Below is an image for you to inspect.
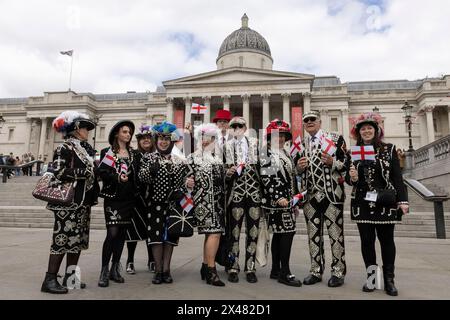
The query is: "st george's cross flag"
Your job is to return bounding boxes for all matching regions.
[180,193,194,213]
[321,136,337,156]
[119,162,128,175]
[236,162,245,176]
[291,191,307,207]
[191,103,207,114]
[60,50,73,56]
[290,135,304,158]
[100,148,116,168]
[351,145,376,161]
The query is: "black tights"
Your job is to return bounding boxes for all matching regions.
[126,241,154,264]
[271,233,295,276]
[47,252,82,275]
[357,223,396,268]
[151,243,174,273]
[101,226,126,267]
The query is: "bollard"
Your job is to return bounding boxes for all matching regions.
[434,201,446,239]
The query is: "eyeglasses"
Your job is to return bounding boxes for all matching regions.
[303,117,317,123]
[231,124,244,129]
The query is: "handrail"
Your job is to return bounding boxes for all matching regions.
[0,160,44,183]
[404,178,448,239]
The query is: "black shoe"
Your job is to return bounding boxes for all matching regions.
[328,275,345,288]
[152,272,163,284]
[62,273,86,289]
[383,265,398,296]
[278,274,302,287]
[362,283,375,292]
[270,270,280,280]
[228,272,239,283]
[162,271,173,284]
[41,272,68,294]
[200,263,208,281]
[98,266,110,287]
[303,274,322,285]
[246,272,258,283]
[109,262,125,283]
[206,266,225,287]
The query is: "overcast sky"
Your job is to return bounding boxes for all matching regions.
[1,0,449,98]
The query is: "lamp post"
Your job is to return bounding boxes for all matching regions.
[92,114,102,150]
[401,101,414,152]
[0,114,5,134]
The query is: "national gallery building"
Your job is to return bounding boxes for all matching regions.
[1,14,449,161]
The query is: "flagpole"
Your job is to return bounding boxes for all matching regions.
[68,53,74,91]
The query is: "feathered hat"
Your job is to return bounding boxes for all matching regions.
[135,124,153,139]
[52,111,95,134]
[350,112,384,140]
[194,123,219,141]
[153,121,178,141]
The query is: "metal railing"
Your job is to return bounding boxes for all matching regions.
[0,160,44,183]
[404,178,448,239]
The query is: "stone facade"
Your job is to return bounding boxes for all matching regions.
[1,15,450,161]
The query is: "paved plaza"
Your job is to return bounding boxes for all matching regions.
[1,227,449,300]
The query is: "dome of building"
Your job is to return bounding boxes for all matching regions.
[216,14,273,70]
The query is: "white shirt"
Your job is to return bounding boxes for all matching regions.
[234,136,248,163]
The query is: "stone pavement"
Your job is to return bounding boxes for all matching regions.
[1,227,450,300]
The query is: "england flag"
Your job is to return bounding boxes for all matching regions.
[321,136,337,156]
[180,193,194,213]
[291,191,307,207]
[100,148,115,168]
[191,103,207,114]
[351,145,376,161]
[290,135,304,158]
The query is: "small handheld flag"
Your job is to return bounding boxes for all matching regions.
[100,148,115,168]
[180,193,194,213]
[291,191,307,207]
[236,162,245,176]
[351,145,376,161]
[290,136,304,158]
[321,136,337,156]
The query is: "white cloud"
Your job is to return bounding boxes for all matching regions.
[0,0,449,97]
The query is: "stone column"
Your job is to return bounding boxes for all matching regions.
[321,109,329,131]
[222,95,230,111]
[242,94,250,125]
[38,117,47,160]
[303,92,311,114]
[447,106,450,135]
[203,96,211,123]
[24,118,33,153]
[184,96,191,125]
[262,93,270,127]
[424,105,435,143]
[282,93,291,124]
[166,97,174,123]
[341,108,350,142]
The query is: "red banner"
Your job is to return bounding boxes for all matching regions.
[174,109,184,129]
[291,106,303,140]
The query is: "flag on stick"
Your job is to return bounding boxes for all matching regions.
[321,136,337,156]
[291,191,307,207]
[351,145,376,161]
[180,193,194,213]
[100,148,115,168]
[191,103,207,114]
[290,135,304,158]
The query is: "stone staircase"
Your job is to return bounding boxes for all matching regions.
[0,176,449,238]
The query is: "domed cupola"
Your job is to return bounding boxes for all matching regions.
[216,14,273,70]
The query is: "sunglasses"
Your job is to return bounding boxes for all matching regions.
[231,124,245,129]
[304,117,317,123]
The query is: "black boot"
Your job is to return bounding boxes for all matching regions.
[41,272,68,294]
[383,265,398,296]
[206,267,225,287]
[63,272,86,289]
[110,262,125,283]
[200,263,208,281]
[98,266,110,287]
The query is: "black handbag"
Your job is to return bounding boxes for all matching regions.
[166,208,194,238]
[376,189,397,206]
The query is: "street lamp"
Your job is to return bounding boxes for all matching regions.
[0,114,5,133]
[401,101,414,151]
[92,114,102,150]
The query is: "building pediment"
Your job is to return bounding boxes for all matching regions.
[163,67,314,88]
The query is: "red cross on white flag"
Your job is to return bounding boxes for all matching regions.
[119,163,128,175]
[191,103,207,114]
[290,136,304,158]
[291,191,307,207]
[180,193,194,213]
[321,136,337,156]
[236,162,245,176]
[100,148,116,168]
[351,145,376,161]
